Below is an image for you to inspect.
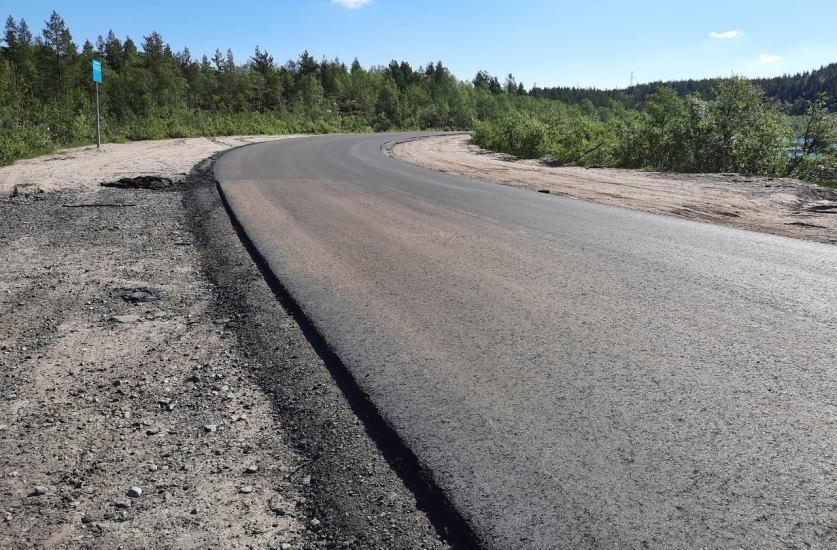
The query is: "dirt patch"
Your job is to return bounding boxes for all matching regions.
[0,135,301,198]
[391,134,837,245]
[0,184,306,549]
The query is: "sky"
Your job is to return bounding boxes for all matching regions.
[5,0,837,90]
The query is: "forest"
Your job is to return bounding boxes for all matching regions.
[1,11,836,183]
[0,11,528,165]
[531,62,837,114]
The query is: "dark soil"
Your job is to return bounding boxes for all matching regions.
[101,177,173,190]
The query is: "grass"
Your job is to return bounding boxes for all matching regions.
[813,180,837,190]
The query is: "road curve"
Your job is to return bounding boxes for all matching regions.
[215,133,837,549]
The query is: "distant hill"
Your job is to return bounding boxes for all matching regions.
[530,62,837,114]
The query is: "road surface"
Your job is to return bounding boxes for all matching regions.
[215,132,837,549]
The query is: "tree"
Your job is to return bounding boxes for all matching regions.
[2,17,35,93]
[3,16,18,53]
[474,70,502,94]
[140,31,185,111]
[41,11,76,96]
[786,93,837,178]
[704,76,787,174]
[297,50,318,77]
[96,30,124,71]
[175,47,200,109]
[249,46,284,112]
[637,87,690,170]
[504,73,517,94]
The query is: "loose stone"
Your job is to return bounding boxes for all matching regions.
[113,315,141,324]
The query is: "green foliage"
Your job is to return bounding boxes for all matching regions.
[698,77,788,174]
[0,10,834,187]
[0,12,488,166]
[473,111,547,158]
[793,156,837,184]
[543,107,622,166]
[474,100,627,166]
[613,78,788,174]
[786,93,837,180]
[476,78,797,178]
[531,62,837,115]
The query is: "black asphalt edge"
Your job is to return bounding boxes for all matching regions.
[183,148,485,550]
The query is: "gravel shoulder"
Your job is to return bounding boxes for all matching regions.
[391,134,837,245]
[0,139,457,549]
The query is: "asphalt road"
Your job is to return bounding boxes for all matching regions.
[215,132,837,549]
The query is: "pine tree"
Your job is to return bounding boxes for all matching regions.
[41,11,75,96]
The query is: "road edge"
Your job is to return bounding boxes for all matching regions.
[186,146,484,549]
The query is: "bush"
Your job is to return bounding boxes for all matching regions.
[793,156,837,183]
[472,111,547,158]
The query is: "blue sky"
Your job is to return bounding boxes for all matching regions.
[6,0,837,89]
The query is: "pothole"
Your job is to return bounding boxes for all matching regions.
[101,176,173,190]
[110,287,161,303]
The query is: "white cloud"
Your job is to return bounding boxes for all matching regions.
[709,30,741,39]
[759,54,781,63]
[332,0,373,8]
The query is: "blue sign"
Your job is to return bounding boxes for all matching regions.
[92,59,102,84]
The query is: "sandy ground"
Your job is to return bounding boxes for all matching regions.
[0,139,455,550]
[0,136,300,198]
[0,183,310,549]
[392,134,837,245]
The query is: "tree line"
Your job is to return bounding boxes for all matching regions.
[1,11,836,184]
[531,63,837,115]
[1,11,542,165]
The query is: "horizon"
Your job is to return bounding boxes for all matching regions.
[6,1,837,90]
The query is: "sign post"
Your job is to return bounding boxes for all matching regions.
[92,59,102,149]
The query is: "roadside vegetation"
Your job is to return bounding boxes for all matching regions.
[2,11,836,184]
[473,80,837,183]
[1,12,484,165]
[531,62,837,114]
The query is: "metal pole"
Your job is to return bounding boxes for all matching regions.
[95,83,101,149]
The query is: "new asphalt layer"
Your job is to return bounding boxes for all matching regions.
[215,132,837,549]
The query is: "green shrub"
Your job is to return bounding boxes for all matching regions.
[473,111,547,158]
